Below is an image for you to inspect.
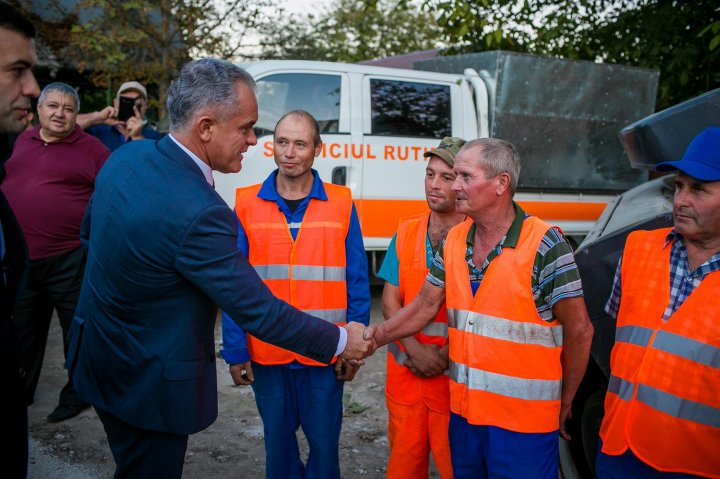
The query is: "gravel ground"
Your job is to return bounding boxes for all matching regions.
[26,287,441,478]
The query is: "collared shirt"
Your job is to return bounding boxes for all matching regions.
[427,202,583,321]
[605,229,720,320]
[168,133,214,186]
[1,124,109,260]
[221,169,370,364]
[86,123,162,152]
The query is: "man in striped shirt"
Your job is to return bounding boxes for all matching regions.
[369,138,594,478]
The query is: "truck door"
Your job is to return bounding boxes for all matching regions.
[213,70,352,207]
[358,75,457,250]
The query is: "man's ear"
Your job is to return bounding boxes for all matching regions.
[314,142,322,158]
[496,172,511,196]
[197,116,214,142]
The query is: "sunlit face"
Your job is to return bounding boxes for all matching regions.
[273,114,321,180]
[425,156,457,213]
[37,91,78,140]
[0,27,39,134]
[451,149,503,216]
[673,172,720,243]
[204,83,258,174]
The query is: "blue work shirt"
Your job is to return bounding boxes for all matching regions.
[221,169,370,366]
[86,124,163,152]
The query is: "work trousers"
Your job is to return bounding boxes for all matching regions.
[96,407,189,479]
[251,362,344,479]
[449,413,558,479]
[386,396,452,479]
[12,247,87,406]
[596,441,704,479]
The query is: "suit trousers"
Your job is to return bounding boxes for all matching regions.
[96,407,189,479]
[12,246,87,406]
[251,362,344,479]
[0,355,28,478]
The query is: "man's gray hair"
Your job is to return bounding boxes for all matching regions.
[167,58,255,131]
[38,82,80,111]
[460,138,521,194]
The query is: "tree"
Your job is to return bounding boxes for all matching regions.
[426,0,719,109]
[259,0,444,62]
[21,0,276,117]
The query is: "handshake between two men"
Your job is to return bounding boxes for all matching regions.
[339,322,381,362]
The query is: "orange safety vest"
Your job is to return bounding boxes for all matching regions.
[599,228,720,478]
[234,182,352,366]
[444,217,563,433]
[386,211,450,411]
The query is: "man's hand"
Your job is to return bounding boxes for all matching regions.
[340,322,376,361]
[125,106,144,140]
[228,361,254,386]
[403,342,448,378]
[559,401,572,440]
[77,106,121,130]
[334,357,360,382]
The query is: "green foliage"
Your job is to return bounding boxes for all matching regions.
[427,0,719,110]
[32,0,274,117]
[258,0,444,62]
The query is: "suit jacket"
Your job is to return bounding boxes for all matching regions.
[67,136,340,435]
[0,189,28,385]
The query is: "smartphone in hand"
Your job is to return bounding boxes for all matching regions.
[118,96,138,122]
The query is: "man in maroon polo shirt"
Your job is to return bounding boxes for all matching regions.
[2,81,109,422]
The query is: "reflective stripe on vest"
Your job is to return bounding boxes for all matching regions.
[599,228,720,478]
[253,264,347,282]
[447,309,563,347]
[235,182,351,366]
[449,362,561,401]
[615,325,654,347]
[444,216,563,433]
[385,211,451,409]
[302,308,346,323]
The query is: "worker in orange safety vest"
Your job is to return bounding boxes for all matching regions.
[220,110,371,479]
[597,127,720,479]
[378,137,467,479]
[366,138,594,478]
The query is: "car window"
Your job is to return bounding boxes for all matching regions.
[370,79,451,138]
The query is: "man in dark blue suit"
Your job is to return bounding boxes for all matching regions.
[66,58,374,478]
[0,4,41,478]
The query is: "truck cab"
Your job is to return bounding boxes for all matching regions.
[214,53,658,275]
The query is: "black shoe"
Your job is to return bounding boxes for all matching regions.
[46,403,90,423]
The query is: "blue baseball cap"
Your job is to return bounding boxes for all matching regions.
[656,127,720,181]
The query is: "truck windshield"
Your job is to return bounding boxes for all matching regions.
[254,73,341,137]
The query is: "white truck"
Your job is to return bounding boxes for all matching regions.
[214,51,658,271]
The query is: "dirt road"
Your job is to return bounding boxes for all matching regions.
[27,287,440,478]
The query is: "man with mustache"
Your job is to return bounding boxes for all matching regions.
[596,127,720,479]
